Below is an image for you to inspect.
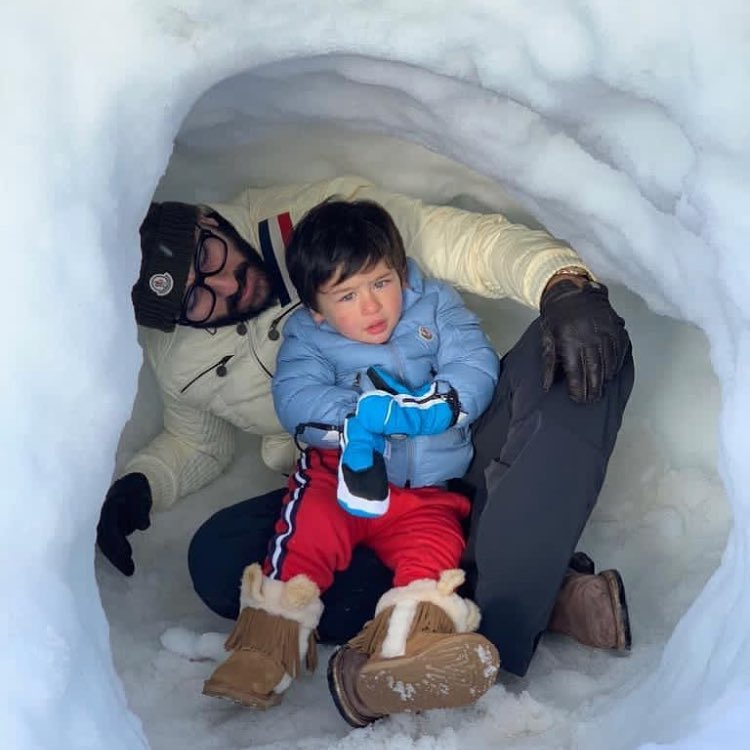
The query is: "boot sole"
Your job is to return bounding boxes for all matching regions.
[327,647,381,728]
[355,634,500,716]
[601,569,632,652]
[202,679,282,710]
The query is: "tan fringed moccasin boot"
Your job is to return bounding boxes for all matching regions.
[328,569,499,727]
[203,563,323,709]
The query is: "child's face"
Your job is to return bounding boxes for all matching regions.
[312,259,403,344]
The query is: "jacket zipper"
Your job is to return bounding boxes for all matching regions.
[389,342,414,486]
[268,302,302,341]
[250,301,303,379]
[180,355,234,393]
[180,302,301,392]
[250,344,273,379]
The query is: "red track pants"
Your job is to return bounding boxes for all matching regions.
[263,449,471,592]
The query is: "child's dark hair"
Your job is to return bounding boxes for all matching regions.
[286,200,407,311]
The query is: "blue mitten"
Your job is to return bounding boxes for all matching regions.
[338,414,390,518]
[355,366,460,437]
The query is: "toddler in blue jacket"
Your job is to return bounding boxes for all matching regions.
[203,199,501,727]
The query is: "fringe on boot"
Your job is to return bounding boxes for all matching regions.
[224,605,317,678]
[349,602,455,656]
[232,562,323,674]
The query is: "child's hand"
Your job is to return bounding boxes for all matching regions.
[338,414,390,518]
[356,367,460,437]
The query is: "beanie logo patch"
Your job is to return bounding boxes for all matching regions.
[149,272,174,297]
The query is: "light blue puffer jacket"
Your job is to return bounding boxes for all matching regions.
[272,260,500,488]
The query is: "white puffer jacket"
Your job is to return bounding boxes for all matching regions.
[123,175,587,511]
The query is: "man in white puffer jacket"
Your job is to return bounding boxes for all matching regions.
[97,174,634,678]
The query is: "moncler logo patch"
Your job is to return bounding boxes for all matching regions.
[149,272,174,297]
[418,325,434,341]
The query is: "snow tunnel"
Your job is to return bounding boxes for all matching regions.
[6,3,750,749]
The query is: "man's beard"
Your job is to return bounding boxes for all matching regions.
[227,260,274,318]
[189,254,278,330]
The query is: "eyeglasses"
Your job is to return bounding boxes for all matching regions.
[180,227,228,324]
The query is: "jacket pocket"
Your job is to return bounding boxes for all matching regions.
[180,355,234,393]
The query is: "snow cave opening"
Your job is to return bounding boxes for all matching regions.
[101,54,732,750]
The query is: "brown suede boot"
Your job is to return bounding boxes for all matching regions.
[327,645,380,727]
[328,569,500,727]
[203,563,323,708]
[548,569,631,651]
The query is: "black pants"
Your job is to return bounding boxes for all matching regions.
[188,319,634,675]
[461,319,634,674]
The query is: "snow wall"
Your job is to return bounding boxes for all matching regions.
[4,2,750,749]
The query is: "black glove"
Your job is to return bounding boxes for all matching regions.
[96,473,152,576]
[540,279,630,403]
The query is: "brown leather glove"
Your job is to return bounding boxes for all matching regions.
[540,278,630,403]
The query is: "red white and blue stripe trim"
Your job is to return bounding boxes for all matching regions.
[266,450,310,580]
[258,212,295,307]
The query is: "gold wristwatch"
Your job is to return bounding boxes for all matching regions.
[551,266,592,281]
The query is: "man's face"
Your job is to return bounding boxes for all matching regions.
[182,217,273,327]
[311,259,403,344]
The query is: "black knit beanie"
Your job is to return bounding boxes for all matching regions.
[131,201,197,331]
